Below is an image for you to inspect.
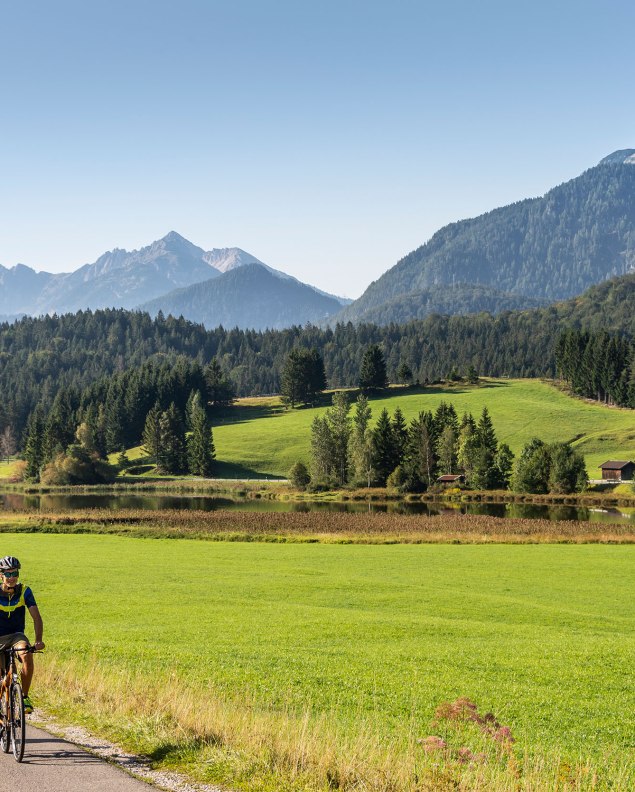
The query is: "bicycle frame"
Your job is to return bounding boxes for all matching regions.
[0,645,38,763]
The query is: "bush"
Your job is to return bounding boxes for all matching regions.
[288,461,311,490]
[386,465,408,492]
[8,461,27,483]
[41,445,117,486]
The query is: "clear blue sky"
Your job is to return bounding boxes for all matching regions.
[2,0,634,297]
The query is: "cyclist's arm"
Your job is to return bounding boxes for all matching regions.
[27,605,45,650]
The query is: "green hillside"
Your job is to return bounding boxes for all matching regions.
[119,379,635,479]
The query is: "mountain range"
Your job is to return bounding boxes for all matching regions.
[334,149,635,324]
[0,232,349,329]
[1,149,634,329]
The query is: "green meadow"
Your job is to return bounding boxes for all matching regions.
[212,379,635,479]
[15,533,635,790]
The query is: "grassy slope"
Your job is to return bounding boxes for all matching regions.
[19,534,634,790]
[213,380,635,478]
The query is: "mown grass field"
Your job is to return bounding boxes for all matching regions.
[15,533,634,790]
[115,379,635,480]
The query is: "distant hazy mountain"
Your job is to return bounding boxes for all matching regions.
[0,263,56,315]
[139,262,344,330]
[0,232,348,324]
[335,149,635,325]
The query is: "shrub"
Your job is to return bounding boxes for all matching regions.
[288,461,311,490]
[8,460,27,483]
[386,465,408,491]
[41,445,117,486]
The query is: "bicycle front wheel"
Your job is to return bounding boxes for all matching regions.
[0,690,10,754]
[10,682,25,762]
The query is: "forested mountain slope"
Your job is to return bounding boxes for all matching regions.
[139,263,344,329]
[2,272,635,442]
[335,150,635,324]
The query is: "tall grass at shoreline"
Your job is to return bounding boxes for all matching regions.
[2,507,634,543]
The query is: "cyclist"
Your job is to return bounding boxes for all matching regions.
[0,556,45,714]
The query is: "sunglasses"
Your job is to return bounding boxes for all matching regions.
[1,570,19,578]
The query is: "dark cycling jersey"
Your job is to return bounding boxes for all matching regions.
[0,584,37,635]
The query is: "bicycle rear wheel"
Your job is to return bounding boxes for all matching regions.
[0,691,10,753]
[10,682,25,762]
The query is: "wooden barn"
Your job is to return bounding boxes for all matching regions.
[437,474,465,485]
[599,461,635,481]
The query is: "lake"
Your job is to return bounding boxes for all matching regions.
[1,491,634,524]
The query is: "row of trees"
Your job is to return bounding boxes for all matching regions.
[302,394,588,494]
[280,344,391,408]
[22,388,216,482]
[306,396,513,491]
[141,392,215,476]
[556,329,635,407]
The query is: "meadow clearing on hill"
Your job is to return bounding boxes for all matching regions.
[186,379,635,479]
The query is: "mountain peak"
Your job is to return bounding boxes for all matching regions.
[161,230,188,242]
[598,149,635,166]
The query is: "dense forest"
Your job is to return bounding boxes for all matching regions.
[2,272,635,452]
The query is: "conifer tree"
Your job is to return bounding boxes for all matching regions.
[23,408,45,481]
[359,345,388,392]
[392,407,408,467]
[159,403,187,474]
[142,402,163,468]
[187,392,215,477]
[372,408,399,485]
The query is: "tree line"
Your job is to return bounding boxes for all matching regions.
[297,395,587,495]
[23,389,216,484]
[556,328,635,407]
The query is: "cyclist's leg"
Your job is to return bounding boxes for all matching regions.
[8,635,31,695]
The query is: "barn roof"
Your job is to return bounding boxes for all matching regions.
[599,460,634,470]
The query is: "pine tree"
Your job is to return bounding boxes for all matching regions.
[23,409,45,481]
[204,358,235,407]
[392,407,408,467]
[473,407,498,489]
[159,403,187,474]
[187,392,215,477]
[372,408,399,485]
[457,419,480,487]
[142,402,163,468]
[359,345,388,392]
[104,380,126,453]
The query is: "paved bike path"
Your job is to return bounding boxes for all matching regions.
[0,724,158,791]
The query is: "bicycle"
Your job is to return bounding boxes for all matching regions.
[0,645,40,763]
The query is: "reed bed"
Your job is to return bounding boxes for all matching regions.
[2,507,634,543]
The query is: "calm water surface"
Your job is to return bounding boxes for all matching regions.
[1,491,634,524]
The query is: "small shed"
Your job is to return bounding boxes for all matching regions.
[599,461,635,481]
[437,474,465,485]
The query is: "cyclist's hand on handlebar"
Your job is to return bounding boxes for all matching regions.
[33,641,45,651]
